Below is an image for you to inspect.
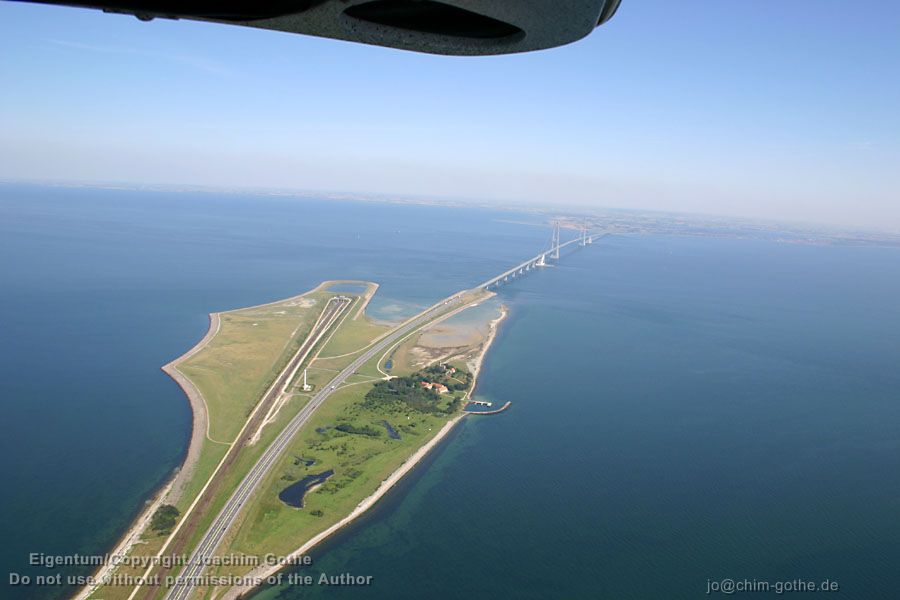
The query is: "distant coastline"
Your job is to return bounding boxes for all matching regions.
[5,180,898,245]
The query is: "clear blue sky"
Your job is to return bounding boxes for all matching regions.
[1,1,898,230]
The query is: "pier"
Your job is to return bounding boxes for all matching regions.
[465,401,512,416]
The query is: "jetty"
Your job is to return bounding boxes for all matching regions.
[465,401,512,416]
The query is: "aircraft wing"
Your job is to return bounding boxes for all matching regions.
[15,0,622,55]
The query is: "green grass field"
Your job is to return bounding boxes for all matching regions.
[214,381,453,577]
[177,290,333,442]
[318,304,391,358]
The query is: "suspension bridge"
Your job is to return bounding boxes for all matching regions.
[479,221,605,290]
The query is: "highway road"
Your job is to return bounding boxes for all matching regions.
[164,292,465,600]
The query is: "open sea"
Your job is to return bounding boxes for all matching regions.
[1,184,899,599]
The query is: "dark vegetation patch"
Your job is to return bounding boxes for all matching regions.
[335,423,382,437]
[364,364,471,415]
[380,420,401,439]
[150,504,180,535]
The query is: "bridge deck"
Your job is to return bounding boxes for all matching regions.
[478,231,604,289]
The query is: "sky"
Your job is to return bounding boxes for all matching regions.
[1,1,898,230]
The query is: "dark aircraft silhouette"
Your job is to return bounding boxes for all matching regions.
[14,0,621,55]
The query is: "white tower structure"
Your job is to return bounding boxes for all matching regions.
[302,368,312,391]
[551,220,561,260]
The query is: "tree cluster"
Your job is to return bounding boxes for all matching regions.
[150,504,180,534]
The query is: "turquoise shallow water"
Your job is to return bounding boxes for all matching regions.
[2,184,899,599]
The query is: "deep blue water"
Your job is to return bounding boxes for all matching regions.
[279,471,335,509]
[379,421,401,440]
[254,232,900,599]
[2,184,900,599]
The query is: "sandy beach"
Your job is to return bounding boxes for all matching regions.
[469,303,509,379]
[161,312,222,504]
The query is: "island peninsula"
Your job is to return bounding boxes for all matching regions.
[79,280,507,600]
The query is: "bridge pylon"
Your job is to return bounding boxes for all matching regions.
[551,220,560,260]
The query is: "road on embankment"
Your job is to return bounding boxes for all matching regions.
[163,293,467,600]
